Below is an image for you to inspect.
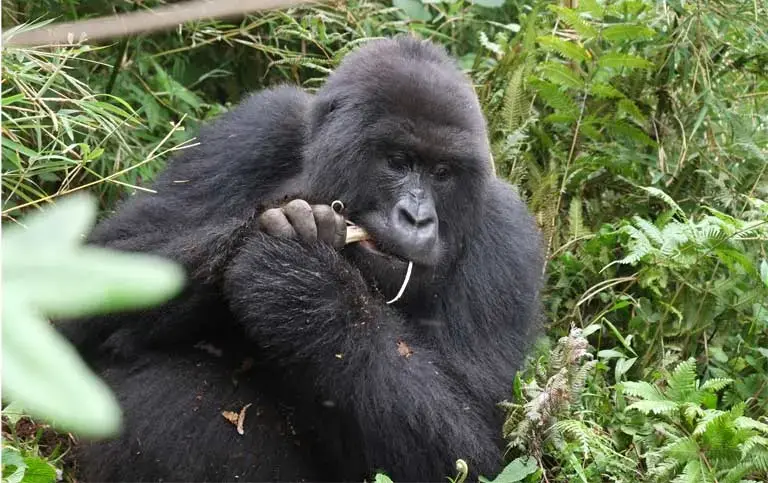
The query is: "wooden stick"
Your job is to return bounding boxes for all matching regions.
[345,225,370,244]
[4,0,319,47]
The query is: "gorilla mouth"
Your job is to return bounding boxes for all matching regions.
[346,224,409,263]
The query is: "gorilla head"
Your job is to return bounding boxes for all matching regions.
[303,37,494,298]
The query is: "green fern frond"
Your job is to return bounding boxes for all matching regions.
[618,98,647,124]
[589,82,626,99]
[597,53,654,70]
[639,186,684,215]
[548,5,598,39]
[662,436,701,462]
[667,358,698,402]
[626,399,679,415]
[539,61,584,89]
[530,79,579,114]
[699,378,734,392]
[693,410,727,436]
[577,0,604,18]
[602,24,656,42]
[609,120,656,146]
[537,35,590,63]
[500,65,527,132]
[752,449,768,471]
[741,435,768,457]
[735,417,768,434]
[615,225,653,265]
[672,459,713,483]
[568,197,587,239]
[633,216,664,246]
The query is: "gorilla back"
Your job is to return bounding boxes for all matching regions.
[62,36,544,482]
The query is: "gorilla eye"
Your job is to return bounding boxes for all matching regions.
[432,164,452,180]
[387,154,409,172]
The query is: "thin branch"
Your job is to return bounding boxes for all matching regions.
[3,0,321,47]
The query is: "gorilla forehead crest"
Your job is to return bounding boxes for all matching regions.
[320,36,487,134]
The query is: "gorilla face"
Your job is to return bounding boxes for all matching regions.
[303,38,493,295]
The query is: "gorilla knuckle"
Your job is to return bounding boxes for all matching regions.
[284,199,312,214]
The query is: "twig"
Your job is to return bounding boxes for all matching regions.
[4,0,322,47]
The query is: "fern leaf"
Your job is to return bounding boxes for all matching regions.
[735,416,768,434]
[548,5,598,38]
[609,120,656,146]
[597,53,654,70]
[622,380,665,400]
[531,80,579,114]
[602,24,656,42]
[626,399,678,415]
[692,409,727,436]
[537,35,590,62]
[741,435,768,457]
[539,61,584,89]
[500,65,527,132]
[699,377,733,392]
[632,215,664,245]
[639,186,684,214]
[667,358,698,402]
[618,98,647,124]
[589,82,625,99]
[578,0,604,17]
[568,196,587,239]
[662,436,700,462]
[615,225,653,265]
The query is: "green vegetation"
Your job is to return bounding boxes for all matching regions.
[2,0,766,481]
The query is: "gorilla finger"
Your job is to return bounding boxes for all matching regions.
[259,209,297,239]
[311,205,337,246]
[283,199,317,242]
[332,211,347,249]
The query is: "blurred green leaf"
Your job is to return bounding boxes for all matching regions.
[1,194,185,437]
[393,0,432,21]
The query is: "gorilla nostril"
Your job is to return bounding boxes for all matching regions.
[398,206,417,226]
[398,207,434,230]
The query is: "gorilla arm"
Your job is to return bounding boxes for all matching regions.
[223,233,503,481]
[58,86,313,357]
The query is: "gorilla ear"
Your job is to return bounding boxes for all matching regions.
[308,95,340,135]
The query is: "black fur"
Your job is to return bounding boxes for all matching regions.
[61,36,544,482]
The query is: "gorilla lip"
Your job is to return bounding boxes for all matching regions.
[346,224,387,256]
[345,224,405,261]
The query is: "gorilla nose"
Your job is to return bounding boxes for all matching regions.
[391,199,438,259]
[397,203,436,230]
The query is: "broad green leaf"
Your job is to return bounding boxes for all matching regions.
[2,295,124,437]
[1,193,185,437]
[2,448,26,483]
[2,400,26,426]
[479,456,538,483]
[393,0,432,21]
[374,473,394,483]
[760,259,768,288]
[615,357,637,381]
[472,0,505,8]
[19,456,56,483]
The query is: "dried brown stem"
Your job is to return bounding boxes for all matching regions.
[345,225,370,244]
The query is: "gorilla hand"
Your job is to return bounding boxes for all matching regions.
[258,199,347,249]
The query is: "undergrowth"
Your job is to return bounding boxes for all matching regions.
[2,0,767,482]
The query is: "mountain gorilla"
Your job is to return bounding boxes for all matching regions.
[61,36,544,482]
